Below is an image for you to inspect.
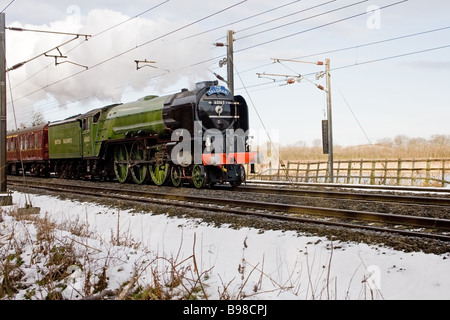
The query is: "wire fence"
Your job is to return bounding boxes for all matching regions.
[247,158,450,187]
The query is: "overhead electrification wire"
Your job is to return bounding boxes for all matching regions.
[88,0,248,70]
[234,61,294,184]
[59,0,170,55]
[7,0,172,118]
[8,0,431,122]
[163,1,334,73]
[237,0,337,36]
[9,0,381,111]
[10,0,248,104]
[239,25,450,75]
[237,0,368,41]
[333,44,450,70]
[235,0,408,53]
[152,0,379,87]
[93,0,169,38]
[244,43,450,93]
[296,26,450,60]
[42,0,433,106]
[1,0,14,13]
[184,0,304,41]
[9,0,170,90]
[208,0,410,75]
[337,85,373,146]
[11,0,345,101]
[152,0,331,70]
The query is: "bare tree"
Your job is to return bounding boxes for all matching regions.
[31,111,46,126]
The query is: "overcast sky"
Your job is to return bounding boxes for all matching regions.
[3,0,450,146]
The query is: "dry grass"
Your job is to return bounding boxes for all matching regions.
[279,134,450,161]
[0,207,299,300]
[0,204,382,300]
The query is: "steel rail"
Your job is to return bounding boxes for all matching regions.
[234,185,450,206]
[8,180,450,242]
[246,179,450,194]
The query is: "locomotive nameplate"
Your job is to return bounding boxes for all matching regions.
[206,86,231,96]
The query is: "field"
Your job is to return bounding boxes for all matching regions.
[2,192,450,301]
[249,135,450,187]
[279,134,450,161]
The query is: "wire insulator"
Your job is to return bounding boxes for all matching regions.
[287,78,296,85]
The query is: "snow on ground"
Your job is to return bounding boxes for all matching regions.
[1,191,449,300]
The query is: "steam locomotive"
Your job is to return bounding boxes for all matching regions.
[6,81,258,188]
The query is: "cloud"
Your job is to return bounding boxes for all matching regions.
[5,0,149,25]
[6,7,213,126]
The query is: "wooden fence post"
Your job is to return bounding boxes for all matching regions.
[306,162,310,183]
[347,160,352,184]
[276,162,280,181]
[252,158,448,188]
[397,159,402,186]
[383,159,388,185]
[285,161,290,181]
[359,159,363,184]
[370,161,376,185]
[316,162,320,183]
[425,159,431,186]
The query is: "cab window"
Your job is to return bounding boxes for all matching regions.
[93,111,101,124]
[82,119,89,131]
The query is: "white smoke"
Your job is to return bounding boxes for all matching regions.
[6,8,214,127]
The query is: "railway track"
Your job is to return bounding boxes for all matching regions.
[246,179,450,194]
[7,176,450,244]
[232,185,450,207]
